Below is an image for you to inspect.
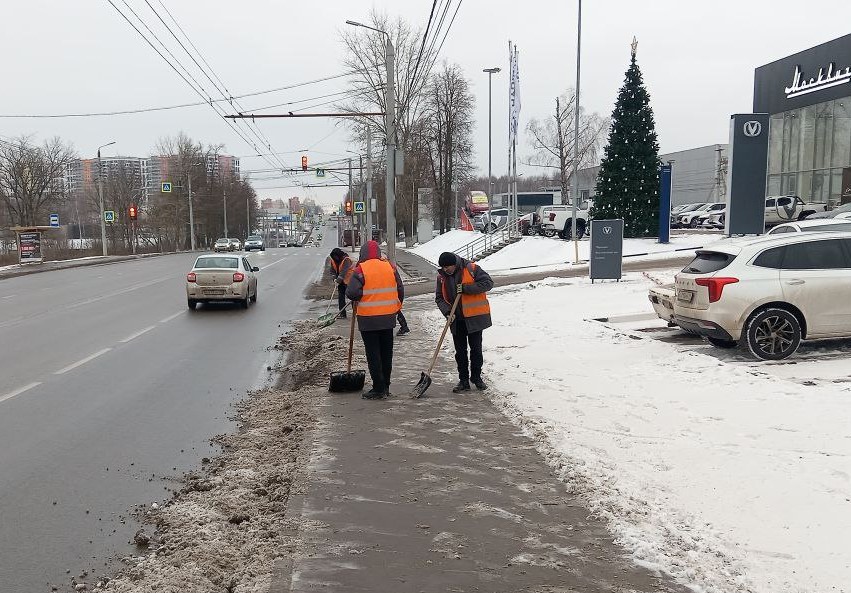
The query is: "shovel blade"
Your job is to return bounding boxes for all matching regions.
[411,372,432,398]
[316,313,338,328]
[329,370,366,393]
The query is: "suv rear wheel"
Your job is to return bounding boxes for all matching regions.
[744,307,801,360]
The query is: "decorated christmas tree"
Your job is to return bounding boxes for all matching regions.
[591,38,660,238]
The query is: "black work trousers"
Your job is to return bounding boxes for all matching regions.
[452,317,483,382]
[337,282,347,313]
[360,328,394,392]
[397,311,409,331]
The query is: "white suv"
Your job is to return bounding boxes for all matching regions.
[674,232,851,360]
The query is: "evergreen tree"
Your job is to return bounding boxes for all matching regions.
[591,40,660,238]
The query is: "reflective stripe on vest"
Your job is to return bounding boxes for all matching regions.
[441,263,490,318]
[358,259,401,316]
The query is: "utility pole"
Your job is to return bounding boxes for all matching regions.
[96,141,115,256]
[483,67,501,209]
[246,196,250,235]
[349,157,355,253]
[384,34,397,263]
[366,128,373,242]
[359,152,365,242]
[570,0,583,264]
[188,172,196,251]
[223,183,228,237]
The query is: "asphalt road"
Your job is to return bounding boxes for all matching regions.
[0,233,333,591]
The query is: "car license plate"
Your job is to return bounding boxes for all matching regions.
[677,289,694,303]
[204,288,226,295]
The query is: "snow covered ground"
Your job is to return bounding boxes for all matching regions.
[405,229,710,273]
[419,272,851,593]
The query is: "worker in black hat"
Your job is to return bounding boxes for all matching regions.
[435,251,493,392]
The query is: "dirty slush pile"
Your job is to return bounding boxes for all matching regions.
[86,321,341,593]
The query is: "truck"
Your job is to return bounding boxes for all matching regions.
[539,200,593,240]
[764,195,827,226]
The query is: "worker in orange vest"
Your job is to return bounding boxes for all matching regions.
[435,252,493,393]
[328,248,354,318]
[346,240,405,399]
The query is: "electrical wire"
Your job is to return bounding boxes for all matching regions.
[421,0,463,80]
[407,0,439,101]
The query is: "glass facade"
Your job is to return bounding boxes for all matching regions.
[767,96,851,207]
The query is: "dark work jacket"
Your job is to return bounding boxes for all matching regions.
[435,254,493,334]
[346,242,405,332]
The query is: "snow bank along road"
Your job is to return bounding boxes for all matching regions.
[0,241,334,592]
[421,272,850,593]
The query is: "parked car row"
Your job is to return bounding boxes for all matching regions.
[650,228,851,360]
[671,196,830,231]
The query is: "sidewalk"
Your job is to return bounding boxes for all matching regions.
[271,299,688,593]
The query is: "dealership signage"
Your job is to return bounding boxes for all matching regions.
[18,231,43,263]
[754,33,851,114]
[784,63,851,99]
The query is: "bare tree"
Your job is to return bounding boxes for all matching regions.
[0,136,76,227]
[525,90,609,201]
[425,62,476,232]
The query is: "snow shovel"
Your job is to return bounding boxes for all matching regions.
[316,283,340,327]
[329,302,366,392]
[412,293,461,398]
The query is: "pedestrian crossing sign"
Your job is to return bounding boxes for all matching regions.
[161,182,172,193]
[104,210,116,223]
[354,201,365,213]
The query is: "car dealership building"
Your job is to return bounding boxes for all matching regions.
[755,33,851,206]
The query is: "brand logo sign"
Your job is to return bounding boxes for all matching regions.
[743,121,762,137]
[785,63,851,99]
[602,226,613,235]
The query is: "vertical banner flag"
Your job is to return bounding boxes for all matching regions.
[508,43,521,145]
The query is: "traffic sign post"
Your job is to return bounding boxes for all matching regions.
[104,210,116,223]
[49,213,60,228]
[161,182,172,193]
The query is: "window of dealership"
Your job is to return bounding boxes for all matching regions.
[767,97,851,204]
[755,33,851,206]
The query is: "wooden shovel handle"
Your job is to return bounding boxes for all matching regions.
[347,302,357,373]
[427,293,461,376]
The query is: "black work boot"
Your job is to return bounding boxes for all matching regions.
[396,326,410,336]
[362,387,386,400]
[452,380,471,393]
[471,377,488,391]
[338,311,347,319]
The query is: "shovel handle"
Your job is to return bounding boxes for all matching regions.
[347,302,357,373]
[427,293,461,376]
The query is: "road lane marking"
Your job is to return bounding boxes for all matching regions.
[54,348,112,375]
[119,325,156,343]
[258,255,292,271]
[0,382,42,405]
[159,311,184,324]
[1,294,15,300]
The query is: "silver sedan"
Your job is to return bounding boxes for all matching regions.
[186,253,258,310]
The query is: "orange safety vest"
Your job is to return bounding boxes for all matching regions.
[330,256,354,284]
[442,263,491,318]
[357,259,402,317]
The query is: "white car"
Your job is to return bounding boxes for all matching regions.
[678,203,725,228]
[766,218,851,235]
[648,284,676,324]
[186,253,259,310]
[700,207,726,229]
[243,235,265,251]
[540,200,592,240]
[674,232,851,360]
[764,195,827,226]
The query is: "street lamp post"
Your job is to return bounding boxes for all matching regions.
[346,19,396,262]
[96,141,116,256]
[187,162,202,251]
[570,0,583,264]
[483,68,501,209]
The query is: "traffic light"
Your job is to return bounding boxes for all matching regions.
[301,155,308,172]
[128,204,138,220]
[345,200,353,214]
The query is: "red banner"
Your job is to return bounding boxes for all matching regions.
[460,209,474,231]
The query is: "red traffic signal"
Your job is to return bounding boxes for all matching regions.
[345,200,353,214]
[128,205,138,220]
[301,155,308,172]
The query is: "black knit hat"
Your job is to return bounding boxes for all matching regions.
[438,252,457,267]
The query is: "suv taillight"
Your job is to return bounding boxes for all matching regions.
[186,272,196,282]
[695,277,738,303]
[233,272,245,282]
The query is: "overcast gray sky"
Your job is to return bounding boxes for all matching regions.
[2,0,849,206]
